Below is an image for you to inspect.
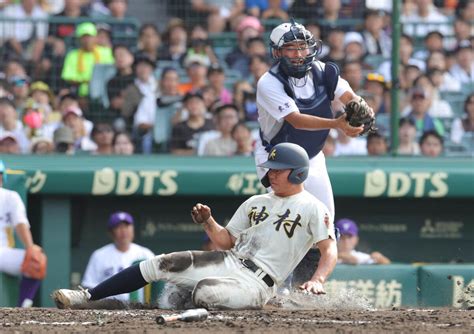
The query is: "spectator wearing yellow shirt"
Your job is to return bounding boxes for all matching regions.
[61,22,114,97]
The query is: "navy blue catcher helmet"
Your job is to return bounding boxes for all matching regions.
[258,143,309,188]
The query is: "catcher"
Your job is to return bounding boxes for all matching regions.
[0,160,47,307]
[52,143,337,309]
[254,20,375,287]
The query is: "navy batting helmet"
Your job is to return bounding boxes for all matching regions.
[270,19,322,79]
[258,143,309,188]
[0,160,6,185]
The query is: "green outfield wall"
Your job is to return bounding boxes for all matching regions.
[1,155,473,307]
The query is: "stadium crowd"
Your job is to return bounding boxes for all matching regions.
[0,0,472,157]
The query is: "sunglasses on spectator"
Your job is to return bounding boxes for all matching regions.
[10,77,29,87]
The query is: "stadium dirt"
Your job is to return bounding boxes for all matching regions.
[1,307,473,333]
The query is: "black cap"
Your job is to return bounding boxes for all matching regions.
[133,55,156,69]
[183,91,204,103]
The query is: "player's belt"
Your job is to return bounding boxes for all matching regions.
[240,258,274,288]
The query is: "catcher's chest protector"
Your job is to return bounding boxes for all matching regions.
[264,63,339,158]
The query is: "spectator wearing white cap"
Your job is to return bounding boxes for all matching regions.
[343,32,366,63]
[0,132,21,154]
[61,106,96,152]
[81,211,154,302]
[401,0,452,38]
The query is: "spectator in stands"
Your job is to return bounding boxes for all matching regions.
[366,132,388,156]
[0,133,21,154]
[29,81,61,129]
[112,131,134,155]
[247,0,289,18]
[170,91,214,155]
[46,0,88,60]
[343,32,366,64]
[413,31,445,61]
[91,122,115,155]
[289,0,322,22]
[406,87,445,138]
[401,0,451,37]
[317,0,346,27]
[61,106,96,152]
[121,55,157,130]
[8,75,30,110]
[320,28,345,69]
[261,0,289,20]
[0,98,30,153]
[157,67,182,108]
[190,0,244,34]
[249,55,270,87]
[360,9,391,59]
[451,93,474,145]
[377,34,423,83]
[200,85,219,112]
[336,218,391,265]
[30,137,54,154]
[81,211,154,303]
[53,126,75,154]
[452,17,472,50]
[419,130,444,157]
[225,16,264,76]
[100,0,136,47]
[411,74,453,118]
[61,22,115,98]
[397,117,421,155]
[2,0,48,64]
[232,80,256,121]
[426,51,462,92]
[2,59,28,83]
[186,25,219,67]
[96,23,113,48]
[179,55,209,94]
[449,40,473,85]
[202,104,239,156]
[333,114,367,157]
[160,19,188,63]
[456,0,474,23]
[57,92,80,114]
[134,23,163,64]
[107,45,135,118]
[364,73,389,115]
[231,122,254,156]
[342,60,363,94]
[207,64,232,105]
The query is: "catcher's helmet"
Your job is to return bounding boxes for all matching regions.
[0,160,6,185]
[270,20,322,79]
[258,143,309,188]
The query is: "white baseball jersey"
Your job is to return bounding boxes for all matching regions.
[255,61,354,218]
[0,188,30,276]
[82,243,154,301]
[226,190,335,286]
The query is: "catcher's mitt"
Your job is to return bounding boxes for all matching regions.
[344,97,377,136]
[21,245,47,280]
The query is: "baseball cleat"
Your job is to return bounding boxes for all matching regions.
[51,287,91,309]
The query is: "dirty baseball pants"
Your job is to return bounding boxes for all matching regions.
[89,251,276,309]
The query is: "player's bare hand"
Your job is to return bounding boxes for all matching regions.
[191,203,211,224]
[299,280,326,295]
[335,114,363,137]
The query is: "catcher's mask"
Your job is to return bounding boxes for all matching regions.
[0,160,6,186]
[270,19,322,79]
[258,143,309,188]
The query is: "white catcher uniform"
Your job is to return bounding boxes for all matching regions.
[0,188,29,276]
[82,243,154,302]
[255,60,355,218]
[140,190,335,309]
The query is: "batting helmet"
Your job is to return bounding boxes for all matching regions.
[270,19,322,79]
[0,160,6,185]
[258,143,309,188]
